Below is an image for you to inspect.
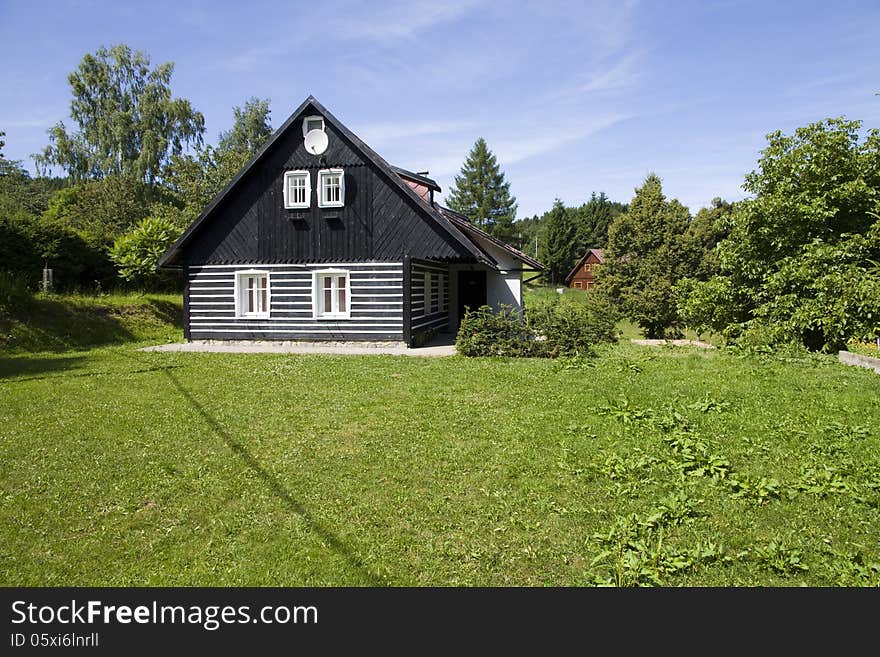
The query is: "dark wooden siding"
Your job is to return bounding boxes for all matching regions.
[182,112,469,266]
[411,260,450,340]
[186,262,403,341]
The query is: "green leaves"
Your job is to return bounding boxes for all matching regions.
[600,174,713,339]
[35,44,205,184]
[539,200,577,283]
[110,215,180,284]
[445,137,518,241]
[680,117,880,351]
[217,97,272,157]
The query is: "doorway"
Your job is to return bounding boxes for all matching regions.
[457,270,487,326]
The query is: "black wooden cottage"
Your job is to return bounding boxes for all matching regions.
[159,96,543,346]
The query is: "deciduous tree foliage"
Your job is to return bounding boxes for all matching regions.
[599,174,701,338]
[35,44,204,184]
[110,99,274,282]
[679,118,880,350]
[110,215,180,285]
[217,98,272,157]
[446,138,518,241]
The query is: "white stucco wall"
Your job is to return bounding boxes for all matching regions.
[449,232,527,327]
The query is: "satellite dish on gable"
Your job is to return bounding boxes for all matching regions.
[304,129,328,155]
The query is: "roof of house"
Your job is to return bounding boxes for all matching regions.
[435,205,545,270]
[390,166,441,192]
[158,95,493,268]
[564,248,605,285]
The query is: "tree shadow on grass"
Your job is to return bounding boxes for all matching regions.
[162,369,389,586]
[2,297,135,352]
[0,354,87,381]
[144,297,184,329]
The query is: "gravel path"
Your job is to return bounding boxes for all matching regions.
[141,337,457,357]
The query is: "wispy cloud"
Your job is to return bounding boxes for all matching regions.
[221,43,290,73]
[356,119,477,148]
[577,51,643,95]
[493,113,634,165]
[338,0,483,41]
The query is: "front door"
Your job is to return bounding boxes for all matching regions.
[457,270,487,325]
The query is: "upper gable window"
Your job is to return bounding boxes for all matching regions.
[303,115,325,136]
[318,168,345,208]
[283,170,310,209]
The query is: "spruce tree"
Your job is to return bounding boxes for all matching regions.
[600,174,698,338]
[572,191,626,252]
[446,138,517,241]
[540,200,577,284]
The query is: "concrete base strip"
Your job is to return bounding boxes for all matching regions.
[839,350,880,374]
[141,340,456,357]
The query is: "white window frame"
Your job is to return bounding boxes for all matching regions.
[235,270,271,319]
[318,168,345,208]
[313,269,350,319]
[283,170,311,209]
[303,115,325,136]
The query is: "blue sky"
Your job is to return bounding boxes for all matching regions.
[1,0,878,217]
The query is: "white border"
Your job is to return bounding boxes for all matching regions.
[312,269,351,319]
[317,169,345,208]
[234,269,271,319]
[282,170,311,209]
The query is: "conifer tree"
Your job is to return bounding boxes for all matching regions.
[599,174,697,338]
[540,200,577,284]
[446,138,517,241]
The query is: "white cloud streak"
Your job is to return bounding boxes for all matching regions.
[338,0,484,41]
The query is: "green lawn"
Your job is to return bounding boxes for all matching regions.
[2,342,878,586]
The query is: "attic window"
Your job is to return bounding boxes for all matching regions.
[318,169,345,208]
[303,115,325,136]
[283,170,310,209]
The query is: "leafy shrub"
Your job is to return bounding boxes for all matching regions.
[0,271,33,314]
[455,305,540,357]
[110,214,181,287]
[526,293,618,357]
[456,295,618,358]
[0,211,116,292]
[675,119,880,352]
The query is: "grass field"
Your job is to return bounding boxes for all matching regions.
[2,341,878,586]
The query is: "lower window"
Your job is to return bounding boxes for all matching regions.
[236,271,270,318]
[314,270,349,318]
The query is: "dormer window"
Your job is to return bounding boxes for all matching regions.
[303,115,325,136]
[318,168,345,208]
[283,170,310,209]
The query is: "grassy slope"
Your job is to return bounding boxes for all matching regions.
[0,293,183,353]
[1,344,878,586]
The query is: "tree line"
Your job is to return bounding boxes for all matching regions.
[1,44,273,293]
[446,122,879,352]
[2,43,877,351]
